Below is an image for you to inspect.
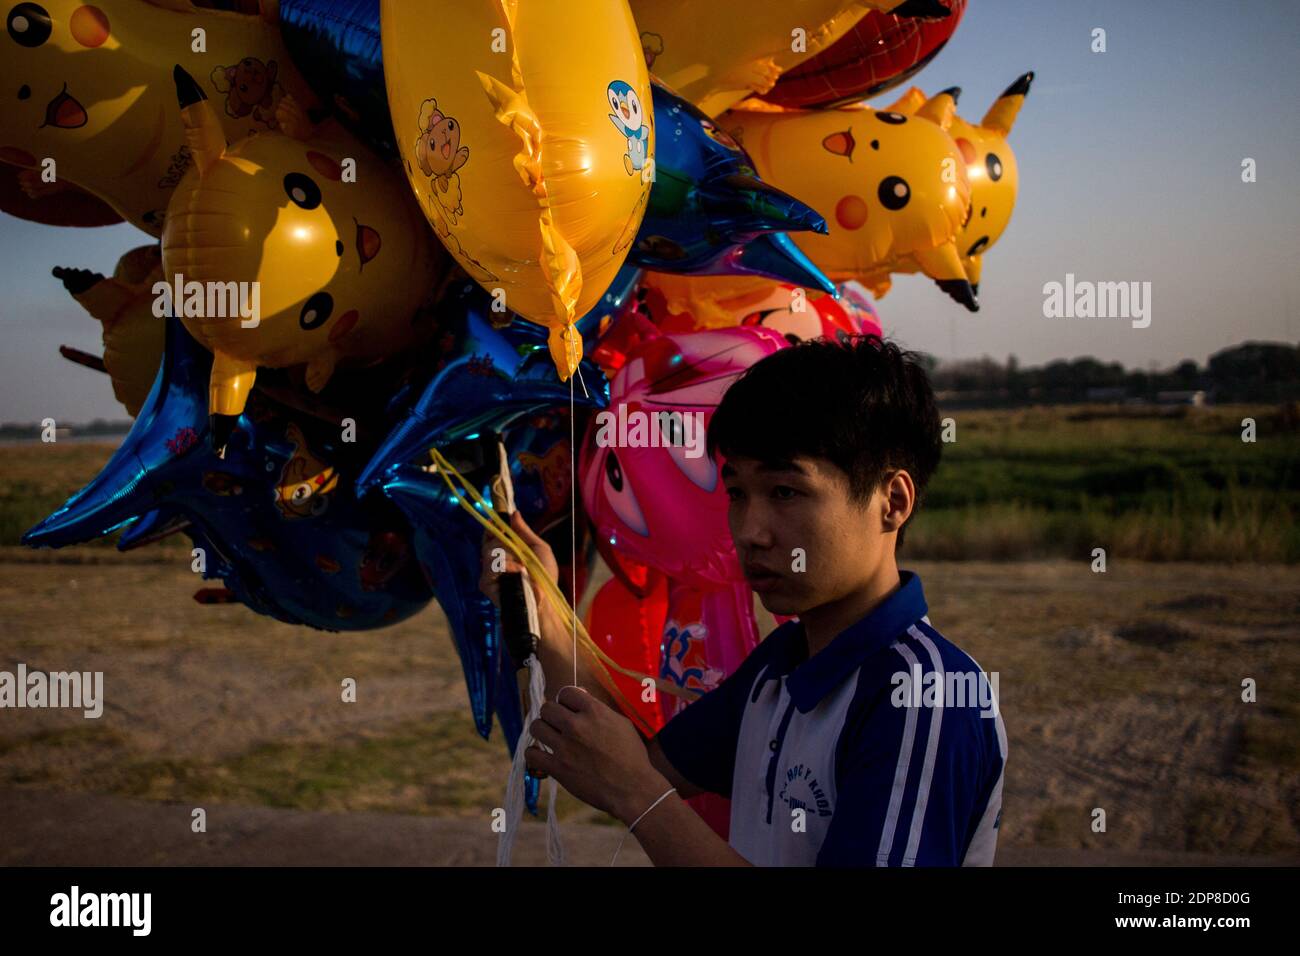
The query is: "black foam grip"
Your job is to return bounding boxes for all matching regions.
[498,572,538,668]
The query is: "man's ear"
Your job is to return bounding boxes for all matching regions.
[879,470,916,534]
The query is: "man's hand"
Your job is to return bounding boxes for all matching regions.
[478,510,565,645]
[525,687,672,826]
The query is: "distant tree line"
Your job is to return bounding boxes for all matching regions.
[0,418,131,440]
[925,341,1300,405]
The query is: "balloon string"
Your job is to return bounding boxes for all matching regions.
[497,655,565,866]
[570,365,578,689]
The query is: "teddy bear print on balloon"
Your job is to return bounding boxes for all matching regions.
[210,56,284,130]
[414,97,469,229]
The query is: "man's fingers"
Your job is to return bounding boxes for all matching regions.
[524,744,557,779]
[554,684,594,713]
[509,510,546,550]
[478,530,524,598]
[537,701,577,735]
[480,530,520,568]
[530,718,562,752]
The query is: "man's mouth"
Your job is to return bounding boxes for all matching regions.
[41,84,87,130]
[744,564,784,593]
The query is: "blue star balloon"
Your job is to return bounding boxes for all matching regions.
[627,79,834,292]
[355,279,610,496]
[24,317,432,631]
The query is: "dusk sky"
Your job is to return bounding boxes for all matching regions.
[1,0,1297,422]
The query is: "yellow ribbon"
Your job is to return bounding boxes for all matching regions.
[426,448,701,738]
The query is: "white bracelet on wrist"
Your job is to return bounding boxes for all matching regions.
[610,786,678,865]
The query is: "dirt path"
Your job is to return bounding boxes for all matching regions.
[0,787,648,866]
[5,788,1292,867]
[2,551,1297,861]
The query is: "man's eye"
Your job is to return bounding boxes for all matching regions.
[772,486,798,500]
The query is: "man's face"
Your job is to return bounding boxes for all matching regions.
[722,454,885,617]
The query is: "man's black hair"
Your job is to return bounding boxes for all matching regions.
[707,335,942,546]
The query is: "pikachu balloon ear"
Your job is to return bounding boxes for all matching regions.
[883,87,928,115]
[172,65,257,455]
[912,240,978,312]
[965,253,983,294]
[173,66,227,177]
[982,71,1034,137]
[915,86,960,131]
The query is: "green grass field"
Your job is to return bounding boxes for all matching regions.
[909,404,1300,562]
[6,404,1297,561]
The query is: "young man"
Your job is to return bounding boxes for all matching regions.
[482,336,1006,866]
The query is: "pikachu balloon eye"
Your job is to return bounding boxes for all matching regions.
[7,3,51,47]
[877,175,910,211]
[875,111,907,126]
[299,292,333,330]
[283,172,322,210]
[985,152,1003,182]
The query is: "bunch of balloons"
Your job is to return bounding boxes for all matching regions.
[6,0,1029,828]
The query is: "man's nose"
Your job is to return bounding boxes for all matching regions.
[732,503,775,550]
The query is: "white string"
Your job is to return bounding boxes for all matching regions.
[497,654,566,866]
[569,335,578,687]
[496,328,581,867]
[610,786,677,866]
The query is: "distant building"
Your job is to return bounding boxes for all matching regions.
[1085,387,1128,402]
[1155,389,1206,406]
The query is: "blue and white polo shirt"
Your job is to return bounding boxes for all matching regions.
[655,572,1007,866]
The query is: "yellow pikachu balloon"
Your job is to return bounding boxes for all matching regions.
[0,0,316,236]
[631,0,922,117]
[162,67,449,451]
[721,90,977,311]
[55,245,165,417]
[382,0,652,380]
[886,73,1032,294]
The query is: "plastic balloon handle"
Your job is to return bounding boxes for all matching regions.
[499,571,540,668]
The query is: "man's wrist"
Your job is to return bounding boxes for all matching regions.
[613,771,675,828]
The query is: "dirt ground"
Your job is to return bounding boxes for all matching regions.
[1,548,1297,866]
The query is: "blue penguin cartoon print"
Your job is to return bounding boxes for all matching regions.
[607,80,648,175]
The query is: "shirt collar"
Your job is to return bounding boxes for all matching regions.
[764,571,928,713]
